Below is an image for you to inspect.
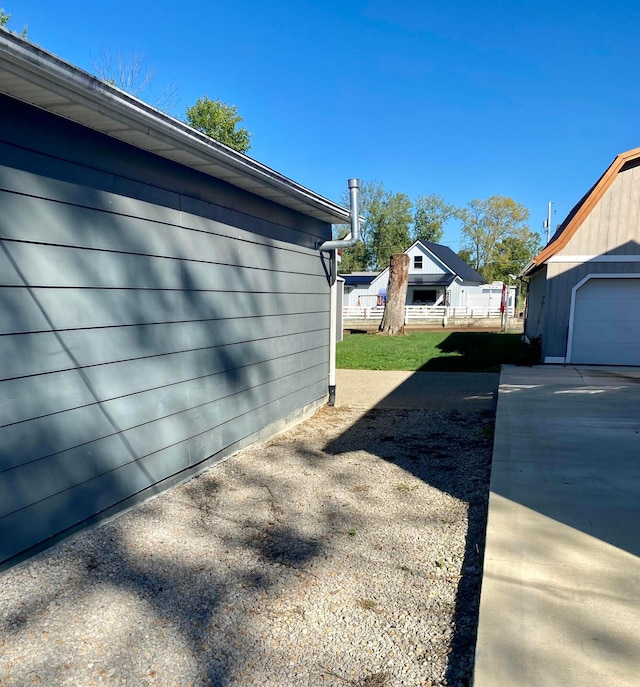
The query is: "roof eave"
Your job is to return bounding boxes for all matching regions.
[529,146,640,268]
[0,30,350,225]
[416,241,456,276]
[520,260,538,277]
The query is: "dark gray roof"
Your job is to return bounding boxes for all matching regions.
[418,240,485,283]
[408,274,455,287]
[341,272,379,286]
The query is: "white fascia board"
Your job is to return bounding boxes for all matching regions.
[0,31,350,225]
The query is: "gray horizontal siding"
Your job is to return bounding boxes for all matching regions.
[0,183,323,271]
[0,240,326,292]
[0,95,332,567]
[0,95,325,245]
[0,366,327,519]
[1,348,325,471]
[543,261,640,359]
[0,313,324,380]
[0,381,326,564]
[1,288,327,334]
[1,331,326,426]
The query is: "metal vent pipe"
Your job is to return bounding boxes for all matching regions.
[318,178,360,251]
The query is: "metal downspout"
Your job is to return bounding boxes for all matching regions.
[320,179,360,406]
[328,256,338,406]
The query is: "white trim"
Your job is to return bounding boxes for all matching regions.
[544,356,566,364]
[547,254,640,263]
[566,273,640,364]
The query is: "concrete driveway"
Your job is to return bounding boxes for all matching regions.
[474,365,640,687]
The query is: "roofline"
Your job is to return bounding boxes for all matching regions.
[414,239,456,276]
[374,239,486,284]
[523,146,640,274]
[0,30,350,225]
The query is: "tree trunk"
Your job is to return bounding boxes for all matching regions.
[378,254,410,335]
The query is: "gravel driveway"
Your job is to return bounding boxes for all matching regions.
[0,371,497,687]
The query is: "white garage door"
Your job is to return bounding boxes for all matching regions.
[570,277,640,365]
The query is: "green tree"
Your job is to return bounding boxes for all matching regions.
[487,230,542,282]
[412,194,457,243]
[369,192,413,269]
[335,180,383,272]
[458,196,530,280]
[336,181,412,272]
[337,237,371,273]
[0,7,27,36]
[185,96,251,153]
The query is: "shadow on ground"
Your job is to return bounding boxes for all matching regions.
[1,372,499,687]
[324,377,498,686]
[418,332,521,372]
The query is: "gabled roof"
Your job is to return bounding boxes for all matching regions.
[522,146,640,275]
[0,29,350,225]
[340,241,485,285]
[416,240,486,283]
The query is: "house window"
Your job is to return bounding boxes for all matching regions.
[412,289,437,304]
[413,255,423,270]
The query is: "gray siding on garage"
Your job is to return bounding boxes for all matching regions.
[541,159,640,361]
[524,266,547,340]
[0,95,332,567]
[540,261,640,360]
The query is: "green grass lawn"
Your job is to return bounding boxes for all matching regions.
[336,330,522,373]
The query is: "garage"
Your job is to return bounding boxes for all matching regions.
[523,147,640,364]
[0,33,351,568]
[569,277,640,365]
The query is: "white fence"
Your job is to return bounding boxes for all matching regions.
[343,305,515,322]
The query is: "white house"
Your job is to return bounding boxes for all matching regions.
[341,239,515,312]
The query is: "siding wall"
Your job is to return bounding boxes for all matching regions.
[448,279,465,307]
[344,275,387,306]
[560,162,640,256]
[524,267,547,340]
[0,95,331,567]
[535,160,640,360]
[541,261,640,359]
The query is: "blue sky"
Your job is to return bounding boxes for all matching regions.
[6,1,640,248]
